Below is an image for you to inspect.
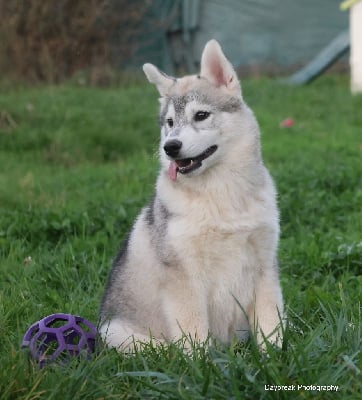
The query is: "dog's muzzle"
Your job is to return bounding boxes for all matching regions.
[167,144,218,181]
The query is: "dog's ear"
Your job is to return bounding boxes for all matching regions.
[143,63,175,96]
[200,40,241,96]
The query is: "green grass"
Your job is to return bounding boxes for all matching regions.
[0,76,361,399]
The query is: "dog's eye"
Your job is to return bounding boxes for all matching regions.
[194,111,210,122]
[166,118,174,128]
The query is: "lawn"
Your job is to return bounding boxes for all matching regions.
[0,75,361,399]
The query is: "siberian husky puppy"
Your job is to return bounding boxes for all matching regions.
[100,39,284,350]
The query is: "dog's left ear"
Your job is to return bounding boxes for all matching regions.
[143,63,175,96]
[200,40,241,97]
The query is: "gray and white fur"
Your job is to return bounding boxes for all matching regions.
[99,39,284,350]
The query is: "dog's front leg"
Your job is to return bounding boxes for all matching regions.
[161,280,209,346]
[249,270,284,348]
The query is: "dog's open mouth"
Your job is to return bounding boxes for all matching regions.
[168,145,218,181]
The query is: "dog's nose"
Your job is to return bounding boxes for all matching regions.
[164,139,182,158]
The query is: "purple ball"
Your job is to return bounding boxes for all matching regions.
[22,313,97,367]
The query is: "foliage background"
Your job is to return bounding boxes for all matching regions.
[0,0,150,84]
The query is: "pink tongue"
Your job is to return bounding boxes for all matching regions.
[168,161,178,181]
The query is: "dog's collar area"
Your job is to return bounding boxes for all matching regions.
[176,145,218,175]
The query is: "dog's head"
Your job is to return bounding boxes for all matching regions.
[143,40,258,182]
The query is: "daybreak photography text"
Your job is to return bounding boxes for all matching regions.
[264,384,339,392]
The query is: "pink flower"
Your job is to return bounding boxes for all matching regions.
[280,118,295,128]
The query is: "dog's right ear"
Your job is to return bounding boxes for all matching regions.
[143,63,175,96]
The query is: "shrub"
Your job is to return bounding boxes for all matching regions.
[0,0,149,83]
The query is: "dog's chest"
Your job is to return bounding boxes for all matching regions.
[167,206,260,275]
[167,200,259,264]
[167,211,257,341]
